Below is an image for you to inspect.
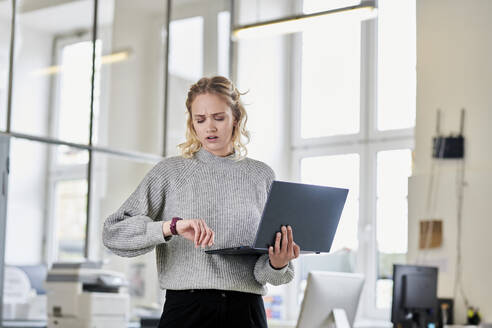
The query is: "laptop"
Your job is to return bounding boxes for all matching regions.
[205,181,348,255]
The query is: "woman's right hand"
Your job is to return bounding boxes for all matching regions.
[176,219,215,248]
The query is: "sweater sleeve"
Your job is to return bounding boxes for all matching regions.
[254,255,295,286]
[253,162,295,286]
[102,161,171,257]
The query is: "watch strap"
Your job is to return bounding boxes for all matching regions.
[170,217,182,235]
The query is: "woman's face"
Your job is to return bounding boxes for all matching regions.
[191,93,236,157]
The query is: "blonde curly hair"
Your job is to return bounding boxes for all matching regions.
[178,76,250,160]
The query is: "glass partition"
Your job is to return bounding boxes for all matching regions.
[3,138,89,321]
[94,0,166,155]
[165,0,230,156]
[6,138,89,266]
[92,151,160,314]
[165,14,204,156]
[10,0,94,142]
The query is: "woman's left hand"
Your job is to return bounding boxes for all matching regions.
[269,225,300,269]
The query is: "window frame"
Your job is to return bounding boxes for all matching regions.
[289,4,415,321]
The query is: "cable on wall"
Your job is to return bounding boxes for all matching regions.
[454,156,469,308]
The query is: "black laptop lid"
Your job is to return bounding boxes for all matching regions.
[253,181,348,253]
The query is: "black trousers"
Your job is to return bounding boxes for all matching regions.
[158,289,268,328]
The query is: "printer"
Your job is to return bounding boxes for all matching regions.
[45,262,129,328]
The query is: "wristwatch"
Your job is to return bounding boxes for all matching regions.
[170,217,183,235]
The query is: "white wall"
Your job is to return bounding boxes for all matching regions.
[408,0,492,322]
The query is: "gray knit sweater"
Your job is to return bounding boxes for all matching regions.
[102,148,294,295]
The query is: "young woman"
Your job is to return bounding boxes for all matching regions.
[103,76,300,328]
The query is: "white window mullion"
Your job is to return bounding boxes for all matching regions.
[291,32,303,149]
[360,15,377,142]
[357,144,378,319]
[366,145,386,319]
[357,9,380,319]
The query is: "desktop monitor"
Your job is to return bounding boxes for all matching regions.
[297,271,365,328]
[391,264,438,328]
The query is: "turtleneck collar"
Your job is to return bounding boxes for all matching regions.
[194,147,239,165]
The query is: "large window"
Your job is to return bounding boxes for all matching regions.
[292,0,416,319]
[377,0,416,131]
[300,18,360,138]
[301,154,360,251]
[376,149,412,308]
